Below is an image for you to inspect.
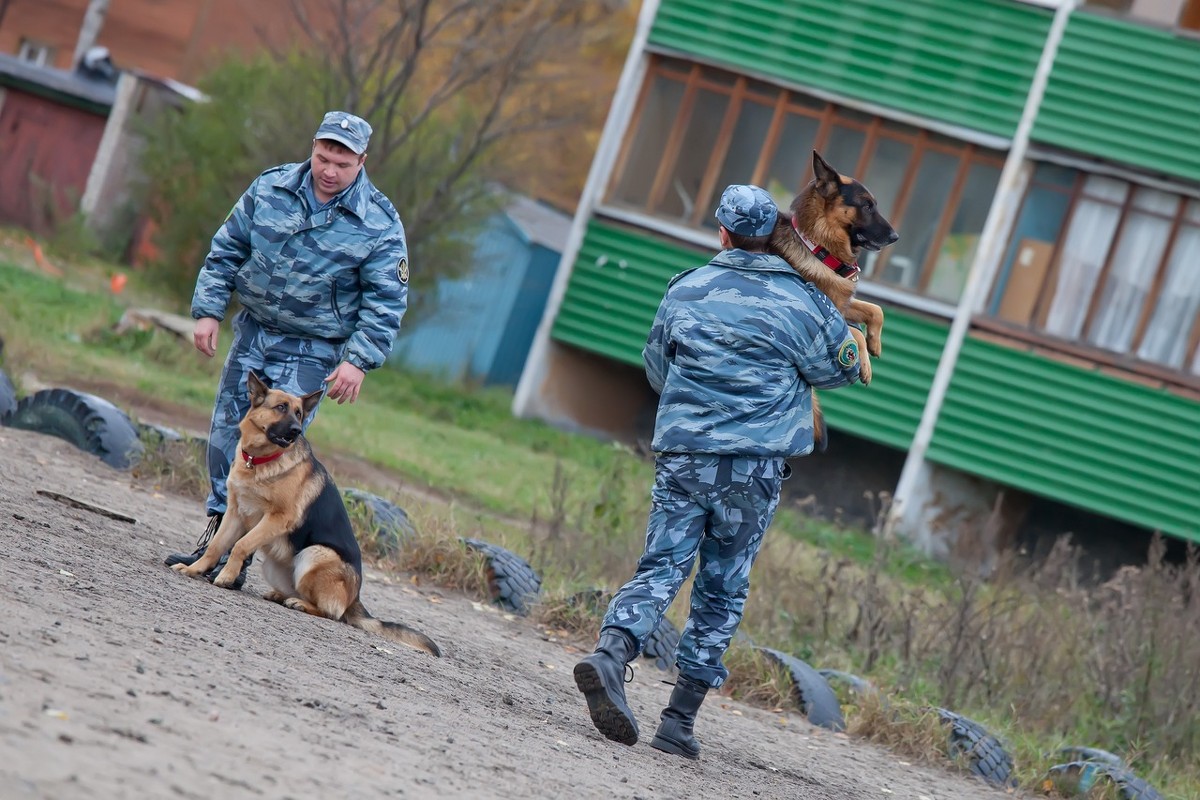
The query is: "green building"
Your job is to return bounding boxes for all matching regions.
[515,0,1200,560]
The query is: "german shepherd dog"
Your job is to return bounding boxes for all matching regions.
[171,372,440,657]
[767,151,899,447]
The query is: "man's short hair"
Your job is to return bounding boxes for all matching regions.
[315,138,361,158]
[725,230,771,252]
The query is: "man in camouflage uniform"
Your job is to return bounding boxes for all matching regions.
[574,184,862,758]
[164,111,409,588]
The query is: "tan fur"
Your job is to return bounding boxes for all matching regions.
[766,153,894,445]
[172,373,440,657]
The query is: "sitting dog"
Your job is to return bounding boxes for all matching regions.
[767,150,899,447]
[172,372,440,657]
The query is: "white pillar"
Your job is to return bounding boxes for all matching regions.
[82,72,137,224]
[886,0,1079,548]
[512,0,661,419]
[72,0,111,68]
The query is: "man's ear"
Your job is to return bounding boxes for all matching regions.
[247,372,269,407]
[812,151,841,198]
[300,388,324,419]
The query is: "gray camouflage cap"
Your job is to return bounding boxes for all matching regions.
[314,111,372,155]
[715,184,778,237]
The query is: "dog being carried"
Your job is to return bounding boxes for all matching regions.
[767,150,899,446]
[172,372,440,657]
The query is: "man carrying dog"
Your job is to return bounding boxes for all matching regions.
[164,111,409,588]
[574,185,862,759]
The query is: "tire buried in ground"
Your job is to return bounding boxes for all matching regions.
[566,588,680,672]
[2,388,143,469]
[462,538,542,616]
[343,488,416,557]
[0,367,17,419]
[1044,761,1164,800]
[640,615,681,673]
[935,708,1018,789]
[755,647,845,731]
[816,668,876,698]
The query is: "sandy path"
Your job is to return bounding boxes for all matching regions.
[0,425,1016,799]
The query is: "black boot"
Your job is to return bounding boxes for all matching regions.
[573,628,639,745]
[163,513,251,590]
[650,676,709,759]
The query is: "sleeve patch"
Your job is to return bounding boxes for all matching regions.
[837,339,859,369]
[397,257,409,284]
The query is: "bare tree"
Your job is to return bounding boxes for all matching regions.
[264,0,630,236]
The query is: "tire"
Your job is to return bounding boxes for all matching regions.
[1056,745,1123,768]
[641,615,681,673]
[135,421,184,446]
[566,588,680,672]
[1044,762,1164,800]
[817,668,876,697]
[935,708,1018,789]
[462,538,542,616]
[755,647,845,731]
[0,367,17,419]
[2,388,143,469]
[343,488,416,557]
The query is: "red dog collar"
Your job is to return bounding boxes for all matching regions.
[793,217,861,282]
[242,449,284,468]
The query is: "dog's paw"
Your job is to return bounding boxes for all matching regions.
[263,590,288,604]
[867,335,881,359]
[211,567,240,589]
[859,356,873,386]
[172,562,203,577]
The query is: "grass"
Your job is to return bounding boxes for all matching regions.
[2,241,1198,798]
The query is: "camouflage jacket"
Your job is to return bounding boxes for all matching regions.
[191,162,408,371]
[643,249,862,457]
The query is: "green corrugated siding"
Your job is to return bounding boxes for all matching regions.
[929,338,1200,541]
[648,0,1050,138]
[817,311,947,450]
[551,219,696,367]
[1034,12,1200,184]
[551,218,948,449]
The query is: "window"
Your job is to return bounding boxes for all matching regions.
[607,55,1004,306]
[17,38,54,68]
[989,163,1200,377]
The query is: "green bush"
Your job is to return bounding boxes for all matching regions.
[135,53,491,308]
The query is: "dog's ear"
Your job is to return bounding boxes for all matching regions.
[812,151,841,199]
[300,387,324,419]
[247,371,270,407]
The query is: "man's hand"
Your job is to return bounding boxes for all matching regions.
[193,317,220,357]
[324,361,366,404]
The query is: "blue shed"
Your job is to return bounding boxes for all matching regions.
[392,194,570,386]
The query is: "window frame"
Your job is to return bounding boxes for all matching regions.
[16,39,54,68]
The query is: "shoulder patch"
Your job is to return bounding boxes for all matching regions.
[397,257,409,284]
[837,339,859,369]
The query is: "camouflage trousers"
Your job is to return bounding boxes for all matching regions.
[602,452,786,688]
[204,309,345,516]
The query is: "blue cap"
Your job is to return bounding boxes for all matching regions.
[314,111,372,155]
[715,184,778,237]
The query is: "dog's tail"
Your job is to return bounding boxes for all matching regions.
[344,600,441,657]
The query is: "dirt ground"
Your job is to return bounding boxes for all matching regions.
[0,423,1022,800]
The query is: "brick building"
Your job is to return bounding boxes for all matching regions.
[0,0,321,82]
